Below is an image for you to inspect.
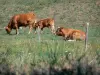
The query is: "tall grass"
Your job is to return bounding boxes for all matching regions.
[0,37,99,74]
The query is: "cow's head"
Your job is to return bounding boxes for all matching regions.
[5,26,11,34]
[56,27,64,36]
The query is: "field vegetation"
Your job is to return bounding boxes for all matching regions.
[0,0,100,75]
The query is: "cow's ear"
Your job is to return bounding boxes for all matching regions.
[57,27,63,30]
[57,27,61,32]
[57,26,64,29]
[57,27,60,31]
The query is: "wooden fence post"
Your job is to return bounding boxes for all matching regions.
[85,22,89,51]
[37,26,41,42]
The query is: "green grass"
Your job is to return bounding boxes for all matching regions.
[0,0,100,74]
[0,28,100,74]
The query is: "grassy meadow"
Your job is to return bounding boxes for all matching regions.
[0,0,100,75]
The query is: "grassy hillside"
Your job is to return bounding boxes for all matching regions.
[0,0,100,75]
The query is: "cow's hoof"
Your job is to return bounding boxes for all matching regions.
[16,32,19,35]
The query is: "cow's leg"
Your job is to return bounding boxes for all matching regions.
[64,35,71,41]
[39,25,43,34]
[34,27,37,34]
[15,24,19,35]
[68,35,76,41]
[32,26,37,34]
[51,25,55,34]
[32,21,37,34]
[63,37,67,41]
[28,25,33,34]
[72,33,77,41]
[63,35,68,41]
[40,28,43,34]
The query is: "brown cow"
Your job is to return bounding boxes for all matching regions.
[56,27,86,41]
[5,12,36,35]
[34,18,55,34]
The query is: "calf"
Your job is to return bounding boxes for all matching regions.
[34,18,55,34]
[56,27,86,41]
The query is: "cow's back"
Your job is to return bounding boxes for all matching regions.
[37,18,54,27]
[17,12,36,24]
[61,28,74,36]
[72,30,86,40]
[47,18,54,26]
